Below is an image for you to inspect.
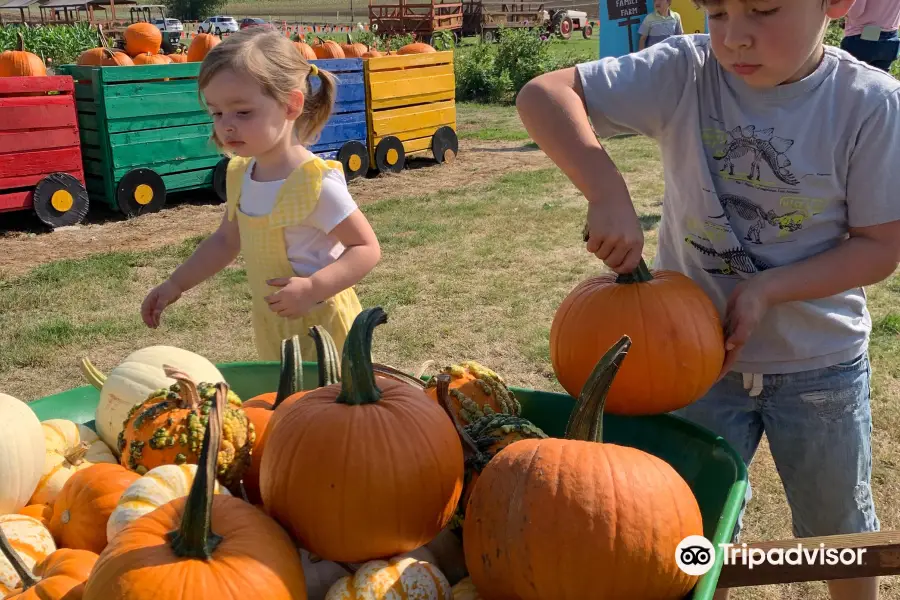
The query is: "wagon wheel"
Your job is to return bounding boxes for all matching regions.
[337,140,369,182]
[582,23,593,39]
[431,126,459,165]
[482,29,497,43]
[32,172,90,229]
[374,136,405,174]
[213,157,229,203]
[116,168,166,217]
[557,16,572,39]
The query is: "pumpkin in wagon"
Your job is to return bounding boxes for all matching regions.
[550,245,724,415]
[424,360,520,426]
[0,527,96,600]
[0,515,56,595]
[132,53,172,65]
[187,33,220,62]
[0,392,45,515]
[0,32,46,77]
[396,42,436,55]
[124,22,162,56]
[463,336,705,600]
[312,37,344,59]
[77,25,134,67]
[339,34,367,58]
[260,307,464,563]
[83,382,307,600]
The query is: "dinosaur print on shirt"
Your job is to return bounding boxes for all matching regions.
[710,193,804,244]
[714,125,798,186]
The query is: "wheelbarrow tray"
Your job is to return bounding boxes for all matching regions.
[27,360,748,599]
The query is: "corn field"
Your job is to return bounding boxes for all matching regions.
[0,22,98,67]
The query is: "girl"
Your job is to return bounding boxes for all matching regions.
[140,28,380,361]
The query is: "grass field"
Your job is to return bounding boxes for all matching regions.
[1,104,898,598]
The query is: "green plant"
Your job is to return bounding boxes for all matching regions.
[0,23,98,68]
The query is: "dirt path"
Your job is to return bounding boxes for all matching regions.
[0,140,551,278]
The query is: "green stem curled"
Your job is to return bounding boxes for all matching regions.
[273,335,303,409]
[309,326,341,387]
[564,335,631,444]
[335,307,387,406]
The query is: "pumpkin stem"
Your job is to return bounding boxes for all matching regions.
[335,307,387,406]
[0,526,39,590]
[162,366,202,411]
[64,441,91,466]
[273,335,303,409]
[78,357,107,389]
[309,325,341,387]
[615,258,654,284]
[435,373,482,456]
[16,31,25,52]
[564,335,631,444]
[166,381,226,559]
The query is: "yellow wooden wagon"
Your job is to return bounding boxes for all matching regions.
[364,51,459,174]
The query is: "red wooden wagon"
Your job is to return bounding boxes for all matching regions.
[0,75,89,229]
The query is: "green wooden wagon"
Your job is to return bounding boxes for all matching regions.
[56,63,226,217]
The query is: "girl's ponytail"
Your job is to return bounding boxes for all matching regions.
[296,66,337,146]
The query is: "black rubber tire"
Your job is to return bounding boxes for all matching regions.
[32,172,90,229]
[338,140,369,181]
[431,126,459,164]
[582,24,593,39]
[374,136,405,174]
[213,157,229,203]
[116,168,166,217]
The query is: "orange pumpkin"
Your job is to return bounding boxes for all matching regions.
[550,253,724,415]
[464,336,705,600]
[49,463,139,554]
[0,526,97,600]
[424,361,520,425]
[168,52,187,63]
[260,308,464,563]
[77,25,134,66]
[17,505,52,529]
[241,335,305,505]
[312,37,344,59]
[124,22,162,56]
[397,42,435,54]
[361,47,383,59]
[340,34,367,58]
[132,53,171,65]
[116,367,254,494]
[293,41,317,60]
[0,32,46,77]
[83,383,307,600]
[186,32,220,62]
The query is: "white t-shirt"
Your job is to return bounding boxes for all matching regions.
[239,159,358,277]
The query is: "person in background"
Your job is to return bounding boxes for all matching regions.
[638,0,684,50]
[840,0,900,72]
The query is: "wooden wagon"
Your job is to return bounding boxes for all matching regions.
[368,0,463,42]
[308,58,370,181]
[0,75,90,228]
[56,62,226,217]
[364,50,458,174]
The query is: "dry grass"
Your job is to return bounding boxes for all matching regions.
[0,105,898,597]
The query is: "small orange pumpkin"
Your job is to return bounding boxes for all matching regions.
[186,32,220,62]
[49,463,139,554]
[424,361,520,426]
[0,32,46,77]
[77,25,134,66]
[340,34,367,58]
[293,41,317,60]
[83,383,307,600]
[361,47,383,59]
[397,42,436,54]
[168,51,187,63]
[132,53,171,65]
[124,22,162,56]
[0,526,97,600]
[312,37,345,59]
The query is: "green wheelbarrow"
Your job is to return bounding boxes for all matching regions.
[28,359,748,599]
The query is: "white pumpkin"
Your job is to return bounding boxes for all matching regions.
[106,463,231,543]
[30,419,117,506]
[0,514,56,595]
[325,555,451,600]
[452,577,482,600]
[80,346,225,453]
[0,394,45,515]
[302,550,353,600]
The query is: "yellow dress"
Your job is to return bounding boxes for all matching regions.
[225,155,363,361]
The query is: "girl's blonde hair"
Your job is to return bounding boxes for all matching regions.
[198,28,337,147]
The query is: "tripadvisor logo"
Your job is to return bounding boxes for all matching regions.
[675,535,867,576]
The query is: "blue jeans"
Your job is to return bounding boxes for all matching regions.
[840,30,900,72]
[672,352,879,541]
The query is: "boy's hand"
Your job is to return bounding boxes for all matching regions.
[265,277,320,319]
[141,280,183,329]
[719,275,774,378]
[583,198,644,274]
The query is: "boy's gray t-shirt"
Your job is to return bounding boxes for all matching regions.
[575,34,900,375]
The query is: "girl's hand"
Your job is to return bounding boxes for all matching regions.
[719,276,774,378]
[584,198,644,274]
[265,277,319,319]
[141,280,183,329]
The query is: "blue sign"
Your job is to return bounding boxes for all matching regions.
[599,0,654,58]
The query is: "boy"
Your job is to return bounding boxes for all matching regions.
[516,0,900,599]
[840,0,900,72]
[639,0,685,50]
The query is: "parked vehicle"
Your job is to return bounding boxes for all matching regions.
[197,16,240,35]
[239,17,274,30]
[548,8,592,39]
[151,18,184,34]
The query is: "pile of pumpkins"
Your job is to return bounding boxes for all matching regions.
[75,23,221,67]
[294,33,437,61]
[0,257,730,599]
